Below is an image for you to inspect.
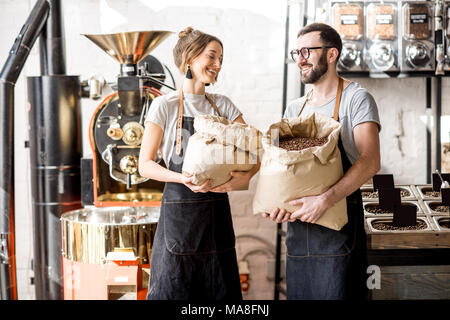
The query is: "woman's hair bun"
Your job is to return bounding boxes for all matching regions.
[178,27,194,39]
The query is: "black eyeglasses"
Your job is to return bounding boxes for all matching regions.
[290,46,333,61]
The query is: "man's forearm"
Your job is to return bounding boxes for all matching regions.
[321,154,380,207]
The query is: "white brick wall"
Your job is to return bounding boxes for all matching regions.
[0,0,448,300]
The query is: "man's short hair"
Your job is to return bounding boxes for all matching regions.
[297,23,342,61]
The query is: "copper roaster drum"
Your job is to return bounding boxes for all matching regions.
[61,207,160,265]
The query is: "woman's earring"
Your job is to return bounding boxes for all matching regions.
[186,65,193,79]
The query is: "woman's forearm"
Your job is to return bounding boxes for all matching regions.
[139,160,183,184]
[249,161,261,177]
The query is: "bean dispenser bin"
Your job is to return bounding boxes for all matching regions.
[365,1,399,72]
[331,1,366,71]
[400,1,435,71]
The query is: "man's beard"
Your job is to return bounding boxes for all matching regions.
[301,51,328,84]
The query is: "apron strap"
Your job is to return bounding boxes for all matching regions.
[205,93,221,117]
[334,77,343,121]
[296,89,313,118]
[176,89,222,155]
[297,77,344,121]
[176,89,184,156]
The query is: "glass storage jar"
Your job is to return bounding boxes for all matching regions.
[367,2,396,40]
[403,3,432,40]
[332,3,364,40]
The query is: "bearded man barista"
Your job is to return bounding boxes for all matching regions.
[263,23,381,300]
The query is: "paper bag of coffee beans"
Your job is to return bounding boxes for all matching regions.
[253,112,348,231]
[182,115,262,189]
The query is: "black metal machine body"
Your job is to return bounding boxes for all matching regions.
[26,0,82,300]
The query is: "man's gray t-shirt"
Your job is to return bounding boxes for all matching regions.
[145,90,242,166]
[283,81,381,164]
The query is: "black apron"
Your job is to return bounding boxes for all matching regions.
[146,90,242,300]
[286,78,368,300]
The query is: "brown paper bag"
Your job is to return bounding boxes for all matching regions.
[182,115,262,189]
[252,112,348,231]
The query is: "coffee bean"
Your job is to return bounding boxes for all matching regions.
[404,4,431,40]
[372,220,427,231]
[365,203,416,214]
[424,191,440,197]
[332,3,364,40]
[278,136,328,151]
[367,3,395,40]
[366,205,393,214]
[429,204,449,213]
[362,190,410,198]
[402,190,411,197]
[362,191,379,198]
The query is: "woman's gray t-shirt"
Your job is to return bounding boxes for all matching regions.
[283,81,381,164]
[145,90,242,166]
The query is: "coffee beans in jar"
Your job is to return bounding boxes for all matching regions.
[332,3,364,40]
[367,3,396,40]
[403,3,432,40]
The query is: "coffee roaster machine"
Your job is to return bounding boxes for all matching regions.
[82,31,172,206]
[0,0,175,300]
[61,30,174,300]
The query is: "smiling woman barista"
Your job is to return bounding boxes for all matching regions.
[138,27,259,300]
